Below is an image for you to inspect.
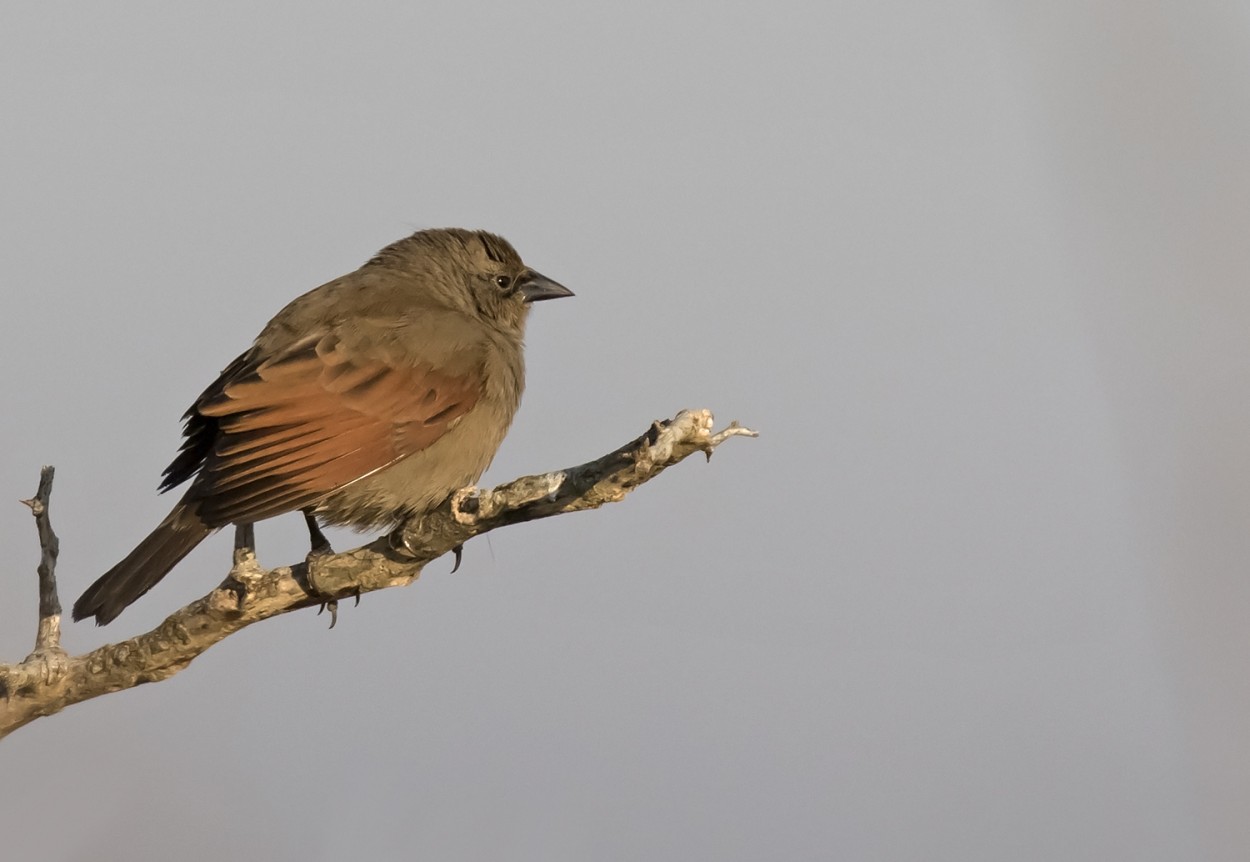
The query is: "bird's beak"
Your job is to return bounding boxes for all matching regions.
[519,270,574,303]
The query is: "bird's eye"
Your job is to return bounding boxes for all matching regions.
[494,275,513,291]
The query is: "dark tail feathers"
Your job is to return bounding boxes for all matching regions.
[73,503,215,625]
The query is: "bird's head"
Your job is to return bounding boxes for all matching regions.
[369,228,572,332]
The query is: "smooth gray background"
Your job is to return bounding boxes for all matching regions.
[2,3,1247,860]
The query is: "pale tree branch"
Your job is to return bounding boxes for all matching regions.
[0,409,756,739]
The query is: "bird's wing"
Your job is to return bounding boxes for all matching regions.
[187,332,480,525]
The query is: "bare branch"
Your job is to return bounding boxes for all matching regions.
[0,409,755,739]
[6,467,70,706]
[21,467,62,644]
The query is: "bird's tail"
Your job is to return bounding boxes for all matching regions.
[73,503,215,626]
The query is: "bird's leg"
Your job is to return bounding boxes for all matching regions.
[233,522,256,562]
[303,510,333,555]
[302,509,345,627]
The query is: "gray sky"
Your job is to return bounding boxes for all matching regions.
[2,2,1248,860]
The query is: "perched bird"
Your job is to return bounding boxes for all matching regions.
[73,228,572,625]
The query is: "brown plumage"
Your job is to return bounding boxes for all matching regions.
[73,228,571,625]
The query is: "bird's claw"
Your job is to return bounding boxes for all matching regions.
[318,599,339,629]
[314,588,357,627]
[450,544,463,574]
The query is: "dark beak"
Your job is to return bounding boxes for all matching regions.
[519,270,574,303]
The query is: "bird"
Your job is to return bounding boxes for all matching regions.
[72,228,572,625]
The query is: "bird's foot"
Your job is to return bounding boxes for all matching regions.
[305,543,348,629]
[21,646,70,685]
[223,524,265,613]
